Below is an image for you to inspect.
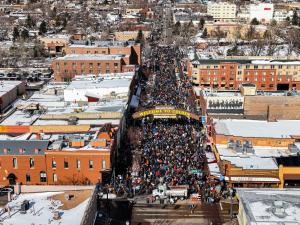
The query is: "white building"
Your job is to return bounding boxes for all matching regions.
[273,9,293,23]
[237,189,300,225]
[249,3,274,23]
[207,2,237,20]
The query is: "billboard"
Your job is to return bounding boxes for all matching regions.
[206,96,244,114]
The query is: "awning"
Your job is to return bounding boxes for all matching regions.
[225,176,280,183]
[284,174,300,180]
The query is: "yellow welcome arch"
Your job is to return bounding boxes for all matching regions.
[132,108,200,120]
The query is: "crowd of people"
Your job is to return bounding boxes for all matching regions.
[102,23,227,205]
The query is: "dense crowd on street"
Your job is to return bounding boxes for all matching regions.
[99,24,228,205]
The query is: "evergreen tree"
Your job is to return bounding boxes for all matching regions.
[39,21,47,34]
[199,18,205,29]
[173,21,181,35]
[26,14,35,28]
[13,27,19,41]
[21,29,29,39]
[292,11,298,26]
[201,28,208,38]
[250,18,259,25]
[136,30,144,45]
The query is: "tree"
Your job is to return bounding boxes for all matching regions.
[199,18,205,30]
[201,28,208,38]
[39,20,47,34]
[21,29,29,39]
[26,14,35,28]
[270,19,277,27]
[173,21,181,35]
[292,11,298,26]
[136,30,144,45]
[13,27,19,41]
[250,18,259,25]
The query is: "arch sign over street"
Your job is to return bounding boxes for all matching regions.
[132,107,200,120]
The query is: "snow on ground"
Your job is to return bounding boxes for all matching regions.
[0,192,90,225]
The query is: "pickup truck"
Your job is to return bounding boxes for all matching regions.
[152,185,188,201]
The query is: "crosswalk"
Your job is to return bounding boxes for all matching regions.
[131,203,229,225]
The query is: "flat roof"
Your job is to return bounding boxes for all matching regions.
[214,119,300,138]
[1,191,90,225]
[54,54,126,61]
[191,59,300,65]
[0,81,23,97]
[238,188,300,225]
[65,78,132,90]
[216,144,297,170]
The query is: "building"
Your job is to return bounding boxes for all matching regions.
[249,3,274,24]
[237,189,300,225]
[0,188,94,225]
[39,35,70,56]
[188,59,300,91]
[195,87,300,120]
[114,31,150,42]
[63,75,133,102]
[207,2,237,21]
[206,119,300,188]
[63,41,141,65]
[51,54,136,81]
[0,81,26,113]
[0,127,113,186]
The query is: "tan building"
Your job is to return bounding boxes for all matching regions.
[207,2,237,20]
[114,31,151,42]
[39,35,70,56]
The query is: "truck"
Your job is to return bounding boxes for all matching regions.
[152,185,188,201]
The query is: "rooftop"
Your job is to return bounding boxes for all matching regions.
[0,191,91,225]
[238,188,300,225]
[214,119,300,138]
[54,54,126,61]
[0,81,23,97]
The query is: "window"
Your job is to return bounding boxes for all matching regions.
[53,173,57,182]
[271,65,275,69]
[222,65,226,69]
[114,63,118,67]
[98,63,101,68]
[89,63,93,68]
[106,63,110,67]
[13,158,17,168]
[29,158,34,168]
[246,65,250,69]
[106,70,110,73]
[262,71,266,75]
[89,160,94,169]
[254,65,258,69]
[26,173,31,182]
[76,159,81,169]
[254,72,258,75]
[230,65,234,69]
[238,71,242,75]
[102,160,106,170]
[64,159,69,169]
[52,159,57,168]
[279,65,283,69]
[262,78,266,81]
[238,65,242,69]
[214,65,218,69]
[40,171,47,182]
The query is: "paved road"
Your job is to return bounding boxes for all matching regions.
[131,203,229,225]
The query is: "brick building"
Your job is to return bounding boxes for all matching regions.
[0,128,113,185]
[188,59,300,91]
[52,54,136,81]
[63,41,141,65]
